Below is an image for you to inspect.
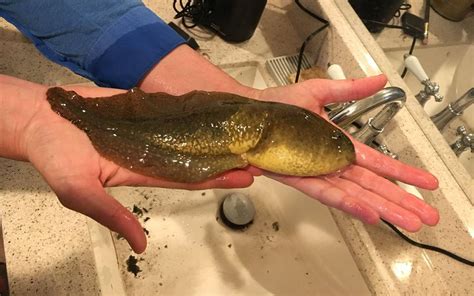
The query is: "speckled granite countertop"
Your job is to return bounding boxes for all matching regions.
[1,0,472,295]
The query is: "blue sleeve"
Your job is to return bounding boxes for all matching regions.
[0,0,185,89]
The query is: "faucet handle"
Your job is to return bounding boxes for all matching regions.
[376,144,399,159]
[325,64,351,114]
[433,91,444,103]
[450,125,474,156]
[327,64,347,80]
[404,54,444,106]
[404,54,429,82]
[421,80,443,102]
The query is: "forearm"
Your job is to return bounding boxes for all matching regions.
[0,76,45,160]
[139,45,259,98]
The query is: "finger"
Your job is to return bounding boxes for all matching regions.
[103,166,255,189]
[265,173,380,224]
[342,166,440,226]
[52,177,147,253]
[354,142,439,190]
[325,176,423,232]
[306,74,388,105]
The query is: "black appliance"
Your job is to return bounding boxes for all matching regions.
[206,0,267,42]
[349,0,404,32]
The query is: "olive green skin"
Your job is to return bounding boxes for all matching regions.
[46,87,355,183]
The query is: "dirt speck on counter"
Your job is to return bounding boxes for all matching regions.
[126,255,142,277]
[272,221,279,232]
[132,205,144,217]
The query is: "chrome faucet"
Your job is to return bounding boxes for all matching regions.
[404,54,443,106]
[430,88,474,131]
[450,126,473,156]
[376,144,399,159]
[415,80,443,106]
[329,87,406,144]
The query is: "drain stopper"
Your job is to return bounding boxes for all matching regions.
[220,193,255,229]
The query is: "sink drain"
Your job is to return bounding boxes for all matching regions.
[219,193,255,230]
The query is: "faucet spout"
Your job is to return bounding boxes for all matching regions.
[328,87,406,144]
[430,88,474,131]
[328,87,406,129]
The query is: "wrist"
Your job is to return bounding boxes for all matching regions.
[0,75,46,161]
[139,45,261,99]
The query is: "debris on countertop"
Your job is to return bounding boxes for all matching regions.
[126,255,142,277]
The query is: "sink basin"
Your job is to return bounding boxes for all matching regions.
[385,44,474,176]
[221,62,268,90]
[88,63,371,295]
[107,177,370,295]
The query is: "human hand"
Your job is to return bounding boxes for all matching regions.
[253,74,439,231]
[2,75,255,253]
[139,45,438,232]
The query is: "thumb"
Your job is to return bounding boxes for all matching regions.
[51,177,147,253]
[310,74,388,105]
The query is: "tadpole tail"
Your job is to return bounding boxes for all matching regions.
[46,87,91,131]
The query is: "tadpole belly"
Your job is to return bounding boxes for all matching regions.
[46,87,355,183]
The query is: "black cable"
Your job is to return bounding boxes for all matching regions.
[401,36,417,78]
[295,23,329,83]
[362,2,412,30]
[173,0,212,29]
[295,0,329,23]
[362,19,406,30]
[294,0,329,83]
[394,3,412,17]
[382,220,474,266]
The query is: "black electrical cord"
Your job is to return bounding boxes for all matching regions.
[361,2,412,30]
[401,36,417,78]
[382,220,474,266]
[173,0,212,28]
[362,19,407,30]
[394,3,412,17]
[295,23,329,83]
[295,0,473,268]
[295,0,328,23]
[294,0,329,83]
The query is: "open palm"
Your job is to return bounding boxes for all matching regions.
[257,75,439,233]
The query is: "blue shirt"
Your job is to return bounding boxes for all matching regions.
[0,0,185,89]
